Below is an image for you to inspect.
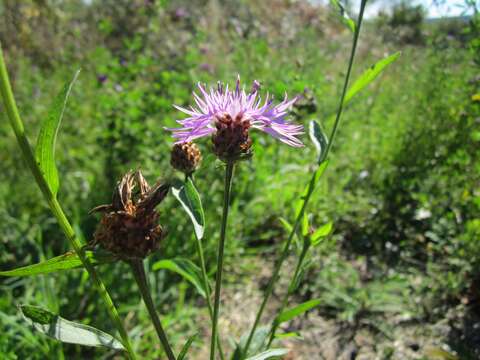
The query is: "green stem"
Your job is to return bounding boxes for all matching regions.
[210,162,235,360]
[325,0,368,157]
[266,244,309,347]
[0,44,137,359]
[130,260,176,360]
[186,177,226,360]
[242,1,367,356]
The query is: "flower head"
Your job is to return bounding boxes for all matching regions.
[90,171,169,261]
[166,76,304,161]
[170,142,202,175]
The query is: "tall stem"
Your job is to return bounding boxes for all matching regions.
[0,44,137,359]
[130,260,176,360]
[267,244,309,347]
[210,162,235,360]
[186,179,226,360]
[242,1,368,356]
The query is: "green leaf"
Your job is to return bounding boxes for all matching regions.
[274,332,302,340]
[330,0,356,33]
[152,258,207,298]
[279,217,302,250]
[232,325,271,360]
[301,212,309,237]
[178,334,197,360]
[278,217,293,234]
[20,305,124,350]
[172,178,205,239]
[35,70,80,196]
[309,120,329,164]
[0,249,115,277]
[245,349,289,360]
[311,222,333,246]
[275,299,321,325]
[344,52,401,106]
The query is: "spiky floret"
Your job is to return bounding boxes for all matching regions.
[166,76,304,156]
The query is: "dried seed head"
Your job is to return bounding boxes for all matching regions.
[170,142,202,175]
[212,113,252,162]
[91,171,169,261]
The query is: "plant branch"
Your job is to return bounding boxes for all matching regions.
[0,43,137,359]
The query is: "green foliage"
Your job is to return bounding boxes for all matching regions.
[0,249,115,277]
[274,299,321,325]
[35,70,80,196]
[152,258,208,298]
[20,305,124,350]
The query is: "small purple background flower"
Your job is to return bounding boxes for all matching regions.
[166,76,304,147]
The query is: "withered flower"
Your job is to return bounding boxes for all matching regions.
[90,171,169,260]
[170,142,202,175]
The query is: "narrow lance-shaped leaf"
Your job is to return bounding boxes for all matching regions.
[20,305,124,350]
[178,334,197,360]
[275,298,321,325]
[172,178,205,239]
[245,349,290,360]
[152,258,207,298]
[311,221,333,246]
[309,120,329,164]
[301,212,309,237]
[0,249,115,277]
[232,325,271,360]
[35,70,80,196]
[330,0,356,33]
[344,52,401,105]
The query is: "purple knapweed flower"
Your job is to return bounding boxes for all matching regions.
[166,76,304,158]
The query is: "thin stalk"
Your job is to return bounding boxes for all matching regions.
[130,260,176,360]
[186,178,226,360]
[266,244,309,347]
[210,162,235,360]
[242,1,368,356]
[0,44,137,359]
[325,0,368,157]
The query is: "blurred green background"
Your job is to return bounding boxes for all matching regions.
[0,0,479,359]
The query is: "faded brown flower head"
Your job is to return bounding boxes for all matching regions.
[212,113,252,162]
[170,142,202,175]
[90,171,169,261]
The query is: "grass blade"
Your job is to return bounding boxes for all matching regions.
[275,299,321,325]
[178,334,197,360]
[152,258,207,298]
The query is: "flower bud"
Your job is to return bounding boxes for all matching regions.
[170,142,202,175]
[212,113,252,162]
[91,171,169,261]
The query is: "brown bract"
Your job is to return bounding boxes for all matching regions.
[212,113,252,162]
[170,142,202,175]
[90,171,169,261]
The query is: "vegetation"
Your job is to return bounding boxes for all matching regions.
[0,0,479,359]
